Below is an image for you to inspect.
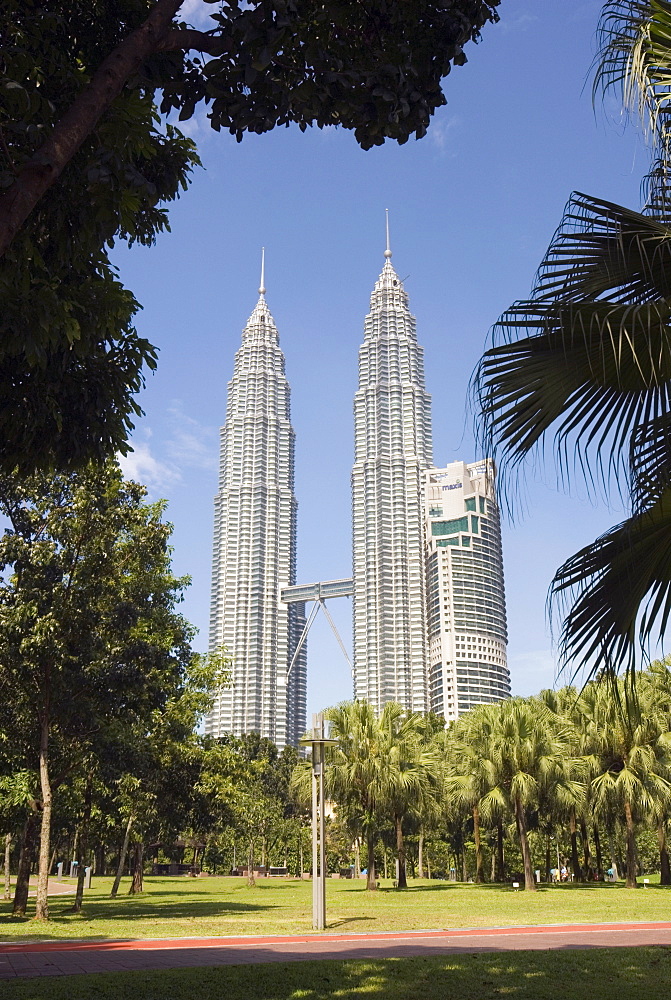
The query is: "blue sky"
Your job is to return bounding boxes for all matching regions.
[115,0,648,715]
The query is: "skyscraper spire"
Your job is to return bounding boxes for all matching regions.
[352,241,433,714]
[259,246,266,296]
[206,259,307,748]
[384,209,392,259]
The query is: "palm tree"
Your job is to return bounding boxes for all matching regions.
[474,0,671,683]
[480,698,585,891]
[443,704,500,883]
[578,675,671,887]
[320,701,386,891]
[539,686,599,882]
[646,659,671,882]
[376,704,442,888]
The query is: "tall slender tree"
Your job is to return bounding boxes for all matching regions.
[0,462,200,919]
[580,675,671,887]
[376,705,442,889]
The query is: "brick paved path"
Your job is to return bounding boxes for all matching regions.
[1,922,671,979]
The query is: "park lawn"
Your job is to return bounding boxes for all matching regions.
[3,950,671,1000]
[0,877,670,942]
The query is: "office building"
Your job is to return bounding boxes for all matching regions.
[424,460,510,719]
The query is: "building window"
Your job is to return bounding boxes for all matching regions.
[465,498,476,512]
[479,497,486,514]
[432,516,469,536]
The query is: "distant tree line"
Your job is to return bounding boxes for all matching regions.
[292,669,671,892]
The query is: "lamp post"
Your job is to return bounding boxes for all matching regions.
[300,712,337,930]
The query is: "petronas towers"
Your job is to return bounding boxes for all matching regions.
[352,243,433,714]
[207,233,509,746]
[205,258,307,748]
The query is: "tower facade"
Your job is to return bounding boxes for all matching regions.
[206,267,306,748]
[351,239,433,714]
[424,460,510,720]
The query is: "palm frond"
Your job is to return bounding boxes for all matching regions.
[595,1,671,147]
[642,148,671,221]
[551,486,671,682]
[532,194,671,304]
[630,410,671,508]
[474,193,671,501]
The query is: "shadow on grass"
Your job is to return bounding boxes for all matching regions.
[326,916,375,929]
[375,880,671,893]
[3,946,671,999]
[0,898,275,932]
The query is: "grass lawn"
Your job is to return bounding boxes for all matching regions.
[2,949,671,1000]
[0,876,669,941]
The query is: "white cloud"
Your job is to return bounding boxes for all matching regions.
[178,0,214,28]
[501,13,539,34]
[119,405,218,494]
[428,115,460,154]
[172,104,213,141]
[166,403,219,472]
[118,438,181,492]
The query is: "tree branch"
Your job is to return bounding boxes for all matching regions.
[0,0,184,260]
[158,27,227,56]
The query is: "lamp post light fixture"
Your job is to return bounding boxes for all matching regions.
[300,712,337,930]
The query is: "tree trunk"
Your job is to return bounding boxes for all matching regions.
[73,772,93,911]
[366,834,377,890]
[593,824,603,878]
[354,838,361,879]
[298,835,303,877]
[579,818,592,879]
[569,808,582,882]
[395,815,407,889]
[35,712,52,920]
[383,848,388,880]
[514,796,535,891]
[95,843,105,876]
[3,833,11,899]
[247,836,256,887]
[623,800,638,888]
[473,805,484,883]
[110,813,134,897]
[658,819,671,886]
[13,812,38,916]
[545,834,552,883]
[607,830,620,881]
[0,0,189,260]
[496,819,505,882]
[418,827,424,879]
[129,842,144,894]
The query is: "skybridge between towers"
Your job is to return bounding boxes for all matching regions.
[281,578,354,680]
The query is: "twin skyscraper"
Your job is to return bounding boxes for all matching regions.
[205,234,510,747]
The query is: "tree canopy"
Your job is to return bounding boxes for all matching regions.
[0,460,220,918]
[0,0,501,474]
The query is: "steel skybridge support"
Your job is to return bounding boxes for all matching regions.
[281,578,354,680]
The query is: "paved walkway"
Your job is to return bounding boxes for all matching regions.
[1,921,671,979]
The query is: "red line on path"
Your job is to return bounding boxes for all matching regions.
[2,921,671,954]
